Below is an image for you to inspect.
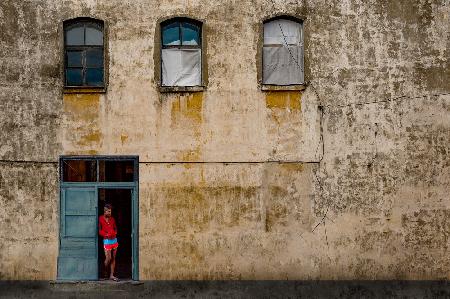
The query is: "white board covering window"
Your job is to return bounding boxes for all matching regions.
[263,18,304,85]
[161,19,202,86]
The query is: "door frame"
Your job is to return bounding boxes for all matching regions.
[59,155,139,281]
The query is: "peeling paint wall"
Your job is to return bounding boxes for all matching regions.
[314,94,450,279]
[0,0,449,280]
[139,162,315,279]
[0,163,58,279]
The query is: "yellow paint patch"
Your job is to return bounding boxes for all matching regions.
[186,93,203,122]
[171,96,181,117]
[266,91,302,110]
[121,134,128,145]
[177,147,202,163]
[63,93,100,120]
[280,163,304,172]
[170,93,204,162]
[78,130,102,146]
[63,94,102,152]
[87,149,98,155]
[171,93,203,124]
[66,149,98,155]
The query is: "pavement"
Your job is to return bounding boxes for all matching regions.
[0,280,449,298]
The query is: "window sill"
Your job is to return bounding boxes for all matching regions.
[159,86,205,93]
[261,84,306,91]
[64,87,106,94]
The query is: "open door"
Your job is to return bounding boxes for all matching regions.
[98,188,133,280]
[57,187,98,280]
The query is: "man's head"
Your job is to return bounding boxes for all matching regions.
[104,203,112,217]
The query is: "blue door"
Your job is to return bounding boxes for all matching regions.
[57,187,98,280]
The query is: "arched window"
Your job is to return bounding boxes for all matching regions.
[161,18,202,87]
[64,19,104,87]
[263,17,304,85]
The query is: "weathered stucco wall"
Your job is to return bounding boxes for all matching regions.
[0,0,448,279]
[140,162,316,279]
[314,93,450,279]
[0,163,58,279]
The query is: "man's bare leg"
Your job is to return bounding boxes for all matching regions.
[110,248,118,281]
[104,249,111,278]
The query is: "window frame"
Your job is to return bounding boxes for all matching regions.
[161,19,202,50]
[60,156,139,183]
[158,17,206,92]
[260,15,306,91]
[63,18,107,92]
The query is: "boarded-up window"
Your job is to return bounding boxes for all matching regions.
[263,18,304,85]
[64,19,104,87]
[161,19,202,86]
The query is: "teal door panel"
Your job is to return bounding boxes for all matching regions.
[65,189,97,214]
[58,187,98,281]
[59,238,96,258]
[57,257,97,280]
[65,216,97,237]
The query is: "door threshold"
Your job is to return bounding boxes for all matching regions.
[51,279,141,284]
[98,279,142,285]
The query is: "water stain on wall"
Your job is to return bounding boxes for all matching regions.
[266,91,302,110]
[63,94,100,120]
[63,93,103,153]
[171,93,203,125]
[171,93,204,161]
[121,134,128,145]
[265,92,304,158]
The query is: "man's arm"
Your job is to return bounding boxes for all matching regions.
[99,217,107,237]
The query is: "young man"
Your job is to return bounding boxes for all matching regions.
[99,203,119,281]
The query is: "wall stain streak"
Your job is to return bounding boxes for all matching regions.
[63,93,102,153]
[121,134,128,145]
[266,91,302,110]
[171,93,204,162]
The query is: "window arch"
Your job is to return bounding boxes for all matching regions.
[262,17,304,85]
[161,18,202,87]
[64,18,105,87]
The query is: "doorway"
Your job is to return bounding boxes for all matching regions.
[57,156,139,281]
[98,188,132,280]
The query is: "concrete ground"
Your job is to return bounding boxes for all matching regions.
[0,281,449,298]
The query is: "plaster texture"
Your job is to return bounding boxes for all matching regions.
[0,0,448,280]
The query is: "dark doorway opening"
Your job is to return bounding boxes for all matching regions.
[98,188,132,280]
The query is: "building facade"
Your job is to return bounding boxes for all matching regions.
[0,0,449,280]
